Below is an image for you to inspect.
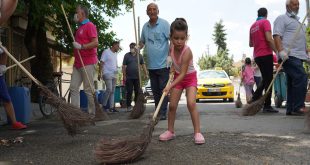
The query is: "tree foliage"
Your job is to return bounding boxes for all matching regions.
[197,20,234,75]
[18,0,133,53]
[214,49,234,75]
[213,19,227,52]
[305,27,310,77]
[197,54,216,70]
[15,0,134,100]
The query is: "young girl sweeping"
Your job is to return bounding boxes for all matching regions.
[159,18,205,144]
[241,57,255,103]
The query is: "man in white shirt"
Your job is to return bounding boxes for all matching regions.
[98,41,120,112]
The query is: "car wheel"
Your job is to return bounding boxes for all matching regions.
[223,98,227,102]
[228,98,234,102]
[196,99,199,103]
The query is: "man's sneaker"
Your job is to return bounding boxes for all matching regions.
[194,133,205,144]
[109,108,119,113]
[159,130,175,141]
[102,108,109,112]
[286,108,306,116]
[286,111,304,116]
[262,106,279,113]
[127,106,133,112]
[160,115,167,120]
[11,122,27,130]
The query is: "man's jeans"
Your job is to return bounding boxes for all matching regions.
[102,75,116,109]
[149,68,169,117]
[69,65,96,114]
[283,57,307,113]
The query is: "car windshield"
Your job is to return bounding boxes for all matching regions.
[198,71,227,79]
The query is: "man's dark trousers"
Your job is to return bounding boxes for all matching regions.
[126,78,139,107]
[283,56,307,113]
[149,68,169,117]
[252,55,273,108]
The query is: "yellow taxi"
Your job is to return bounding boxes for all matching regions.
[196,69,234,102]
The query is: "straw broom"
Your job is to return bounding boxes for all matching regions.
[242,11,309,116]
[130,0,146,119]
[235,82,242,108]
[0,44,95,136]
[95,72,174,164]
[60,4,108,121]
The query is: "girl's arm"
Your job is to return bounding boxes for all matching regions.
[240,70,244,82]
[164,48,192,93]
[0,0,18,25]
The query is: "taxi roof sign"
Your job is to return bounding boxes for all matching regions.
[214,67,222,70]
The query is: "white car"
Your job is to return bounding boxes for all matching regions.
[142,80,153,100]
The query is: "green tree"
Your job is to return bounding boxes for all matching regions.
[214,49,234,75]
[305,27,310,77]
[16,0,133,100]
[212,20,234,75]
[213,19,227,52]
[198,20,234,74]
[197,53,216,70]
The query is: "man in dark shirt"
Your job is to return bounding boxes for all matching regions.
[122,43,148,111]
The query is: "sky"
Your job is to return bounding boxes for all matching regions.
[109,0,308,68]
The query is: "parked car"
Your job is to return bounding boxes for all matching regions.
[143,80,153,101]
[196,69,234,102]
[142,80,170,102]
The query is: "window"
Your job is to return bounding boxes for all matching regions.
[199,71,228,79]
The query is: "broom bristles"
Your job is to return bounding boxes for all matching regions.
[235,93,242,108]
[242,95,266,116]
[129,90,146,119]
[93,94,109,121]
[39,86,95,136]
[95,121,155,164]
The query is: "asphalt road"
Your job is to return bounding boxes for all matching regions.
[0,85,310,164]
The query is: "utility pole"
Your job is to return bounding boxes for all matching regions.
[306,0,310,27]
[206,44,210,56]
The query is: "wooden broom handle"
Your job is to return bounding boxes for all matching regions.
[132,0,142,87]
[6,55,36,70]
[0,44,42,86]
[152,72,174,121]
[60,4,75,43]
[132,0,138,46]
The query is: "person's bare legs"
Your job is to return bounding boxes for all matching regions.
[167,88,183,132]
[3,101,17,123]
[186,87,201,133]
